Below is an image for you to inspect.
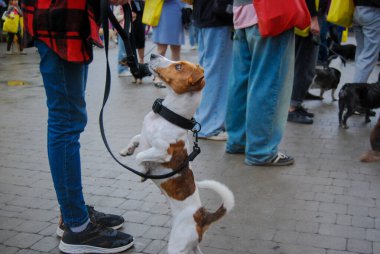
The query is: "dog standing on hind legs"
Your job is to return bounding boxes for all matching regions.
[119,54,234,254]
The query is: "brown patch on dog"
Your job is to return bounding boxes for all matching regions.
[155,62,205,94]
[160,140,196,200]
[193,206,227,242]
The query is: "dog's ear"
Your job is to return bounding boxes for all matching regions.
[188,65,205,89]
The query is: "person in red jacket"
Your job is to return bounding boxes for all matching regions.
[22,0,134,253]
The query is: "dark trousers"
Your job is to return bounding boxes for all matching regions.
[6,32,23,51]
[290,34,319,107]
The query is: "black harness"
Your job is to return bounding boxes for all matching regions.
[99,1,201,179]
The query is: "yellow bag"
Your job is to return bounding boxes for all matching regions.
[327,0,354,27]
[341,27,348,42]
[2,13,19,34]
[142,0,164,26]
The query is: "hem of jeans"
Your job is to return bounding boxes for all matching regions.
[290,100,302,108]
[226,144,245,154]
[244,154,277,166]
[62,213,89,228]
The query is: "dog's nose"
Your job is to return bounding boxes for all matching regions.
[150,53,158,60]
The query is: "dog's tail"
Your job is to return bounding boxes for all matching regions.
[197,180,234,213]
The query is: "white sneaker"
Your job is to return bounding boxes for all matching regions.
[5,51,12,55]
[190,46,197,50]
[199,131,228,141]
[118,70,132,77]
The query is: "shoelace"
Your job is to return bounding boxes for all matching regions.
[272,152,288,163]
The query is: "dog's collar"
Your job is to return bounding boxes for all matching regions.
[152,98,201,161]
[152,98,200,131]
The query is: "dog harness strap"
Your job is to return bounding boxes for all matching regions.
[152,98,198,131]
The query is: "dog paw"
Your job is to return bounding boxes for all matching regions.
[119,147,134,156]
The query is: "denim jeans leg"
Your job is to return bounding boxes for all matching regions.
[226,29,251,153]
[35,41,89,228]
[195,26,233,137]
[353,6,380,83]
[245,27,294,164]
[118,34,129,74]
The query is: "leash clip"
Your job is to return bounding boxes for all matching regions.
[189,129,201,161]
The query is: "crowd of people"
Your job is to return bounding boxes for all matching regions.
[1,0,379,253]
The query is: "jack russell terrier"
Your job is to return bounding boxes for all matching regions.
[119,54,234,254]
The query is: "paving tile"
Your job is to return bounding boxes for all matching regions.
[4,232,43,249]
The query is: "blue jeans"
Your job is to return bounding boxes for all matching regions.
[353,6,380,83]
[225,26,294,164]
[118,34,129,74]
[35,41,89,227]
[194,26,233,137]
[189,23,199,47]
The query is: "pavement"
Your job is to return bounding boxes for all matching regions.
[1,36,380,254]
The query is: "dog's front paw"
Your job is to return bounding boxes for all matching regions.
[119,146,135,156]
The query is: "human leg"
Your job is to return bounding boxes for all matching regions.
[291,35,319,108]
[353,6,380,83]
[195,26,232,138]
[36,40,133,253]
[244,27,295,164]
[225,28,251,153]
[6,32,15,52]
[169,45,181,61]
[35,40,89,228]
[117,34,130,75]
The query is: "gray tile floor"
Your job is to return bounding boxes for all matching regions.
[1,36,380,254]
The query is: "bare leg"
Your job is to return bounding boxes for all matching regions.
[170,45,181,61]
[156,43,168,57]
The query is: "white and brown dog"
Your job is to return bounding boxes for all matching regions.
[119,54,234,254]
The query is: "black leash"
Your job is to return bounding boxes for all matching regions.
[99,1,199,179]
[312,35,347,65]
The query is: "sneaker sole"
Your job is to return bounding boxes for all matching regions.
[59,239,134,254]
[56,223,124,238]
[245,159,295,166]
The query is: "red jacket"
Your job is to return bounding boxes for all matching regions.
[22,0,103,64]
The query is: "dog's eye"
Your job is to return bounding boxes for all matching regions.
[175,64,182,71]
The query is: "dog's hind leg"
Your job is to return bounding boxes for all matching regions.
[119,134,141,156]
[331,89,337,101]
[194,246,204,254]
[365,109,371,123]
[320,89,325,100]
[342,107,354,129]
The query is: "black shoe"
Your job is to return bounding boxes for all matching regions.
[288,111,313,124]
[57,205,124,237]
[304,92,322,100]
[295,105,314,118]
[59,222,134,253]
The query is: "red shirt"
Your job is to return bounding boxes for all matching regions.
[22,0,103,64]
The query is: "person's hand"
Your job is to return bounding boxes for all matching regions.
[310,16,320,36]
[109,0,131,5]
